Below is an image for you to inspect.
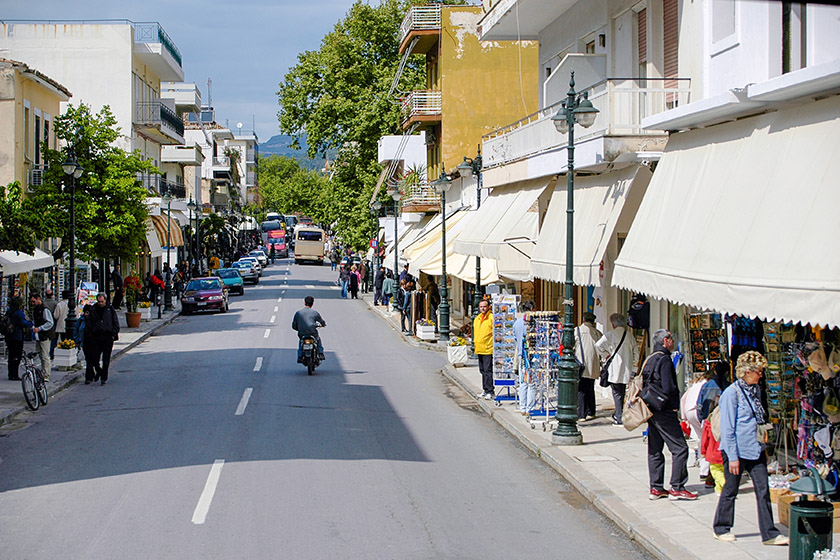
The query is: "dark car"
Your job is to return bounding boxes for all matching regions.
[181,277,229,315]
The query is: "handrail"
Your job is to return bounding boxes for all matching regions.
[399,5,441,43]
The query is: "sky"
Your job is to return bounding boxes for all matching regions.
[1,0,355,142]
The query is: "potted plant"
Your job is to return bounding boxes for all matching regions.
[138,300,152,321]
[124,273,143,328]
[54,338,77,368]
[447,336,469,366]
[415,319,436,341]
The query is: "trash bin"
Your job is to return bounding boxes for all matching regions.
[789,498,833,560]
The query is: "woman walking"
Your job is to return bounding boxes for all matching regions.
[339,265,350,299]
[349,265,361,299]
[5,296,33,380]
[382,271,395,308]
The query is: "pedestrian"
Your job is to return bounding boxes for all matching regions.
[382,270,395,308]
[270,244,276,264]
[86,293,120,385]
[515,301,536,415]
[151,269,165,304]
[700,406,725,495]
[426,281,441,331]
[349,264,361,299]
[330,248,339,271]
[76,305,98,382]
[29,292,54,382]
[339,264,350,299]
[575,312,603,421]
[111,264,124,309]
[473,298,494,400]
[712,351,788,545]
[49,290,69,360]
[681,371,712,477]
[398,280,410,332]
[642,329,696,501]
[399,263,412,284]
[5,296,33,380]
[359,259,368,293]
[143,272,152,300]
[595,313,639,426]
[374,266,385,305]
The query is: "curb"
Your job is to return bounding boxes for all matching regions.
[0,310,182,427]
[361,295,448,354]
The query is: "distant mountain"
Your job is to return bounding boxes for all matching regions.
[258,134,330,171]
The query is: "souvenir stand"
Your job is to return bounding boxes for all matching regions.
[686,311,729,379]
[522,311,561,431]
[491,295,519,404]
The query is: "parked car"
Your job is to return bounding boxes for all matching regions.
[181,277,229,315]
[215,268,245,295]
[249,249,269,267]
[232,261,259,284]
[238,256,262,276]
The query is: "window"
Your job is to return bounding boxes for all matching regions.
[783,2,806,74]
[43,118,50,151]
[34,115,41,164]
[297,231,323,242]
[585,40,596,54]
[24,106,30,160]
[663,0,679,108]
[637,7,648,80]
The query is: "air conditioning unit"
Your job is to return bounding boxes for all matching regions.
[28,167,44,192]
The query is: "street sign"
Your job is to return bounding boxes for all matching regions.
[369,239,378,249]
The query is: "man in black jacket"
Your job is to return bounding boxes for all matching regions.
[373,266,385,306]
[86,293,120,385]
[645,329,697,501]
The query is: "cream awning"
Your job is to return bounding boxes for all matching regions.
[382,214,433,267]
[531,165,652,286]
[145,218,164,258]
[612,95,840,327]
[0,248,54,275]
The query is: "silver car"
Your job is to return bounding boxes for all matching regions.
[232,260,259,283]
[238,256,262,276]
[249,250,269,267]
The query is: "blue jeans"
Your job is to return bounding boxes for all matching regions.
[330,261,337,271]
[340,280,348,298]
[297,335,324,360]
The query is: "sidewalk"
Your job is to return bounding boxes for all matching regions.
[0,302,182,427]
[361,291,789,560]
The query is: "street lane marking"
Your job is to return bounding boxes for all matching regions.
[270,315,276,323]
[264,329,271,338]
[191,459,225,524]
[277,297,282,302]
[253,357,263,372]
[273,306,278,312]
[305,284,315,289]
[235,388,253,415]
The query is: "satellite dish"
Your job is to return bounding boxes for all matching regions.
[236,122,243,129]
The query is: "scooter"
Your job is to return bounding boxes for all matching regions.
[299,324,324,375]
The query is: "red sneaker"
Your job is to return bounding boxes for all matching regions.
[669,489,698,501]
[649,488,669,500]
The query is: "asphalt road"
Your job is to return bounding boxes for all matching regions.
[0,258,651,560]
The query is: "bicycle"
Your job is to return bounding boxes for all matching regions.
[21,351,48,411]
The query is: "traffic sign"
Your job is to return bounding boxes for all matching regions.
[369,239,378,249]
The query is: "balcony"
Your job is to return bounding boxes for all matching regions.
[246,171,257,186]
[135,100,185,145]
[133,22,184,82]
[212,156,231,179]
[482,78,691,170]
[160,82,201,114]
[161,144,203,166]
[400,181,440,213]
[400,91,442,129]
[211,189,230,209]
[245,148,257,163]
[399,4,441,55]
[140,175,186,198]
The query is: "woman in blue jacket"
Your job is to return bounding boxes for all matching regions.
[712,350,788,546]
[5,296,33,380]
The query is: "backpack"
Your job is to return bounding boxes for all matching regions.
[0,311,14,338]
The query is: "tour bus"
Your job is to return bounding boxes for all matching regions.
[294,226,326,265]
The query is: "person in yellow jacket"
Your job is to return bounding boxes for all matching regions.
[473,298,494,400]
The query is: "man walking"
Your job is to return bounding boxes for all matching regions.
[111,264,124,309]
[49,290,70,360]
[373,266,385,306]
[86,293,120,385]
[595,313,638,426]
[644,329,697,501]
[29,293,54,382]
[473,298,494,400]
[575,312,603,420]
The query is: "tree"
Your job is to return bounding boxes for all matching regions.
[0,182,46,254]
[33,104,155,261]
[257,155,330,222]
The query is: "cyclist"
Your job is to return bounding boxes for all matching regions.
[5,296,33,381]
[292,296,326,363]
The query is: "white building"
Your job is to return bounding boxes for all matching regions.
[227,128,259,208]
[183,106,235,213]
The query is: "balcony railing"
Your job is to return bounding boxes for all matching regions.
[246,171,256,185]
[134,22,182,67]
[400,181,439,209]
[212,156,231,168]
[482,78,691,168]
[399,5,441,46]
[400,90,442,127]
[140,175,186,198]
[245,149,257,162]
[136,100,185,138]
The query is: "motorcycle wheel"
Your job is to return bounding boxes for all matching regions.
[307,360,315,376]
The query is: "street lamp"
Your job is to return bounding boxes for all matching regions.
[549,71,599,446]
[371,201,383,284]
[390,187,402,310]
[457,147,483,320]
[433,166,452,342]
[162,188,174,311]
[61,153,84,338]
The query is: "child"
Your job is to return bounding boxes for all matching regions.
[700,414,725,494]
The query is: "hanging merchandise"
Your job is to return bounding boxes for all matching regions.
[686,312,729,375]
[522,312,561,430]
[491,294,519,403]
[627,293,650,330]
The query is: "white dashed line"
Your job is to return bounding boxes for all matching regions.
[304,284,316,289]
[270,315,276,324]
[191,460,225,524]
[277,297,282,302]
[253,357,263,372]
[273,306,278,312]
[235,388,253,416]
[264,329,271,338]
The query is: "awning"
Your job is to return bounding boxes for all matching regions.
[612,95,840,327]
[0,248,54,275]
[382,215,433,267]
[408,211,500,284]
[145,218,163,258]
[150,214,184,247]
[531,165,652,286]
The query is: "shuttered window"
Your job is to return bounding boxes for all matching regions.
[637,7,647,79]
[663,0,679,106]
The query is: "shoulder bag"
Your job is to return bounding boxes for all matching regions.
[599,328,627,388]
[736,383,774,445]
[640,353,671,412]
[622,352,661,432]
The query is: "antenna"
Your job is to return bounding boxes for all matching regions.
[207,78,213,107]
[236,122,243,135]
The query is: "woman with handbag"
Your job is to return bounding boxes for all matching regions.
[575,312,602,420]
[712,351,788,546]
[595,313,639,426]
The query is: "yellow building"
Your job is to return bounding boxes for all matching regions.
[0,58,71,190]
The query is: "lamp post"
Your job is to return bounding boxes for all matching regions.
[187,198,196,272]
[457,148,483,320]
[390,188,402,310]
[372,201,382,283]
[61,153,84,338]
[162,188,174,310]
[433,167,452,342]
[549,71,599,446]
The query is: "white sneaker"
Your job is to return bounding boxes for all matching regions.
[484,393,495,400]
[478,392,487,399]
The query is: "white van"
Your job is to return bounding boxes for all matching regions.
[294,226,325,265]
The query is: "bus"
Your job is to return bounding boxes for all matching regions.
[265,211,282,223]
[260,219,284,247]
[293,226,325,265]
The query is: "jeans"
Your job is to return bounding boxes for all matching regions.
[49,333,58,360]
[374,287,383,305]
[330,261,337,271]
[383,294,391,307]
[578,377,596,418]
[518,381,536,413]
[478,354,494,395]
[647,410,689,491]
[714,451,780,541]
[297,335,324,360]
[611,383,627,423]
[36,338,51,381]
[340,280,348,298]
[6,339,23,379]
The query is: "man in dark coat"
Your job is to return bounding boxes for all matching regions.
[86,293,120,385]
[373,266,386,306]
[111,264,124,309]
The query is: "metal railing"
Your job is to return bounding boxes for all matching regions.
[399,5,441,45]
[135,100,185,138]
[212,156,231,167]
[482,78,691,168]
[162,179,186,199]
[400,90,442,126]
[134,22,182,67]
[401,181,439,208]
[246,171,256,185]
[245,149,256,162]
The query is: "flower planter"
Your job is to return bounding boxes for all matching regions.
[416,324,437,341]
[125,311,142,328]
[447,345,468,366]
[53,348,77,369]
[139,306,151,321]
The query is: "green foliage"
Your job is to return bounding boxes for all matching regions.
[33,104,155,261]
[0,182,46,253]
[257,155,331,224]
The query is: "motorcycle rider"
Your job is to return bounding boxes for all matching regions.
[292,295,326,363]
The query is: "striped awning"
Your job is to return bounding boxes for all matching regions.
[150,215,184,247]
